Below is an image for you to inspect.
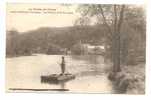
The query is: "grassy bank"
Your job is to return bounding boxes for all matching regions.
[107,62,145,94]
[124,63,145,94]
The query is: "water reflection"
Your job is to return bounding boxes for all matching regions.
[60,82,66,90]
[6,54,114,93]
[70,55,104,64]
[42,81,68,91]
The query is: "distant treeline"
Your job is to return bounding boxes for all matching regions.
[6,25,105,56]
[6,23,145,65]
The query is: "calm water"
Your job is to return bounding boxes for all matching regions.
[6,54,114,93]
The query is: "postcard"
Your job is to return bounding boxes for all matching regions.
[6,3,146,94]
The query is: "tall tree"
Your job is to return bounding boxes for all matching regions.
[77,4,126,72]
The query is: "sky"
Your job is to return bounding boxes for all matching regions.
[6,3,80,32]
[6,3,146,32]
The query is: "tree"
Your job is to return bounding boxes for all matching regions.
[74,16,91,26]
[121,6,146,65]
[6,29,20,56]
[77,4,126,72]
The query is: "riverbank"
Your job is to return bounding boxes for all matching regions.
[124,63,145,94]
[108,63,145,94]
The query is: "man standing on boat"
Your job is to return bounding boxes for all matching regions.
[60,56,66,75]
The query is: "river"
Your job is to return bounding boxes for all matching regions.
[6,54,115,93]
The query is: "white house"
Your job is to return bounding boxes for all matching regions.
[82,44,105,55]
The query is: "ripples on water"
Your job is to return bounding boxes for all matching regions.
[6,54,114,93]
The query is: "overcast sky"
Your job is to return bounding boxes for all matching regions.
[6,3,80,32]
[6,3,145,32]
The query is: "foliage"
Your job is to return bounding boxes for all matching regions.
[76,4,146,69]
[6,25,106,57]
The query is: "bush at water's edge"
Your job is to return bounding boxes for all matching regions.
[108,63,145,94]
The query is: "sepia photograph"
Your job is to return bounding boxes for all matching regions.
[6,3,146,94]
